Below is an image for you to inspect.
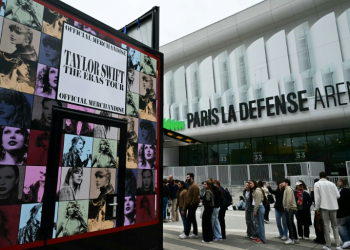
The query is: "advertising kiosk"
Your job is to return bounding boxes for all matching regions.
[0,0,163,249]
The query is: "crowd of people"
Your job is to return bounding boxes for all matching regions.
[162,172,350,249]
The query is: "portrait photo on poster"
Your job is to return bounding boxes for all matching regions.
[0,205,21,247]
[64,104,95,137]
[138,144,156,169]
[119,115,138,143]
[38,33,61,68]
[56,200,89,237]
[62,134,93,168]
[0,165,25,205]
[93,109,119,140]
[3,0,44,31]
[138,119,156,145]
[136,195,155,224]
[122,45,140,71]
[0,87,33,129]
[126,142,138,169]
[92,138,117,168]
[0,51,37,94]
[22,166,46,203]
[26,130,49,166]
[0,0,6,16]
[42,7,72,39]
[31,96,65,131]
[136,169,156,196]
[52,202,58,238]
[89,168,116,199]
[125,169,137,197]
[139,72,156,100]
[17,203,42,244]
[124,195,136,226]
[140,54,157,78]
[139,96,156,122]
[126,92,139,118]
[0,126,29,166]
[0,18,41,62]
[59,167,91,201]
[35,63,58,99]
[127,68,140,94]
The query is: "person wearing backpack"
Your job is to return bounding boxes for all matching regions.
[249,180,266,243]
[214,180,228,239]
[212,182,223,241]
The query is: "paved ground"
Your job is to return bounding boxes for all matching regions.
[163,208,339,250]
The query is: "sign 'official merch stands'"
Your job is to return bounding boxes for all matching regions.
[0,0,163,249]
[162,0,350,176]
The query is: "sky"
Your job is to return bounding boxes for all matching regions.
[60,0,263,46]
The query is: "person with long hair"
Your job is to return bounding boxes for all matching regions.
[138,144,156,169]
[35,65,58,99]
[126,92,139,117]
[88,169,114,231]
[62,136,91,168]
[59,167,83,201]
[337,177,350,249]
[139,196,154,223]
[40,35,61,68]
[92,139,116,168]
[17,203,42,243]
[0,208,13,246]
[56,201,87,237]
[124,196,136,226]
[22,169,45,203]
[176,181,187,235]
[237,196,246,210]
[141,75,156,100]
[125,169,137,197]
[243,182,256,239]
[31,98,62,131]
[139,97,156,122]
[136,169,155,196]
[249,180,266,244]
[0,52,34,94]
[4,0,42,30]
[0,126,29,165]
[127,68,135,92]
[94,111,112,139]
[126,142,137,169]
[127,47,140,70]
[42,9,68,39]
[201,181,214,243]
[27,131,49,166]
[0,165,21,205]
[294,180,312,240]
[139,119,156,145]
[126,117,137,143]
[140,55,156,78]
[266,181,288,240]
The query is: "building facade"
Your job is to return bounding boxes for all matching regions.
[161,0,350,176]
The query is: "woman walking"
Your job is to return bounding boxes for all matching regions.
[249,180,266,243]
[266,181,288,240]
[243,182,256,239]
[294,180,312,239]
[201,181,214,243]
[177,181,188,236]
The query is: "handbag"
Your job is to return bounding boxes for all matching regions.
[315,212,323,232]
[267,194,275,204]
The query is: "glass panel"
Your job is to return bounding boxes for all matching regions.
[277,135,293,162]
[208,142,219,165]
[251,137,264,163]
[188,144,197,166]
[229,140,240,164]
[325,130,346,161]
[345,129,350,159]
[239,139,252,164]
[179,146,189,166]
[196,144,205,166]
[291,133,308,161]
[218,141,229,165]
[264,136,279,162]
[307,131,326,161]
[202,143,208,165]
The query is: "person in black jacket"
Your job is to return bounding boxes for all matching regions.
[310,178,326,244]
[294,180,312,239]
[214,180,228,239]
[266,181,288,240]
[212,183,223,241]
[163,178,171,223]
[337,177,350,249]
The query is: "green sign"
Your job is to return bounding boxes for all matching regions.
[163,118,185,131]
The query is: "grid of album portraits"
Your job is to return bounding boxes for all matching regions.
[0,0,158,247]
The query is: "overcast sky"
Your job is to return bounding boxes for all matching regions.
[60,0,263,46]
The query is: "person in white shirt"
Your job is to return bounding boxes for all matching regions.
[314,172,342,250]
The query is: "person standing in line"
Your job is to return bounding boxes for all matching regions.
[162,178,171,223]
[212,182,223,241]
[169,177,179,222]
[177,181,188,236]
[258,181,270,224]
[249,180,266,244]
[294,180,312,240]
[337,177,350,249]
[201,181,214,244]
[281,178,299,245]
[179,173,200,239]
[311,179,326,244]
[314,172,342,250]
[266,181,288,240]
[214,180,228,239]
[243,182,256,240]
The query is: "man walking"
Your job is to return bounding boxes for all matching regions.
[281,178,299,245]
[180,173,200,239]
[314,172,342,250]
